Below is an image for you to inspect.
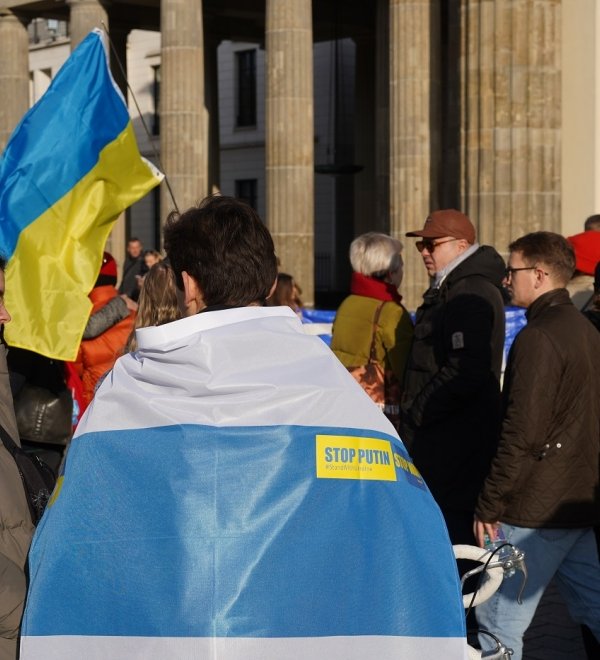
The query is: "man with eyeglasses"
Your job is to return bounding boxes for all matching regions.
[473,231,600,659]
[400,210,506,552]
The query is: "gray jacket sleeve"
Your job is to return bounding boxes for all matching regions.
[82,296,129,340]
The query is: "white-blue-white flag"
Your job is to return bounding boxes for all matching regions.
[21,306,466,659]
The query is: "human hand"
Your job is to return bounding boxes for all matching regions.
[473,515,499,548]
[120,294,138,312]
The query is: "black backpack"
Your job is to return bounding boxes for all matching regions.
[0,422,56,525]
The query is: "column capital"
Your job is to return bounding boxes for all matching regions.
[0,8,29,28]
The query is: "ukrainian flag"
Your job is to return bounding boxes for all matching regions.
[0,29,162,361]
[21,307,467,659]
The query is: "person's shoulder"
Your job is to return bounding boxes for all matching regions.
[380,300,410,321]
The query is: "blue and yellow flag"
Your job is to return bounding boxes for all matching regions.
[21,307,467,659]
[0,29,162,360]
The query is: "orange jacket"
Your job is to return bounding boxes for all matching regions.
[74,286,135,410]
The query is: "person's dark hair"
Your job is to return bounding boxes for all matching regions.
[0,256,5,271]
[509,231,575,286]
[164,195,278,307]
[584,214,600,232]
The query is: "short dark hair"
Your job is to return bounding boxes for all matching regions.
[509,231,575,286]
[584,214,600,231]
[164,195,278,307]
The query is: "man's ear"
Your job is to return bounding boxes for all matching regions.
[534,265,549,290]
[181,271,205,315]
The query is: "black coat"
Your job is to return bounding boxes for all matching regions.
[118,256,146,301]
[400,245,506,512]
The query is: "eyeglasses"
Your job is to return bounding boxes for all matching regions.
[415,238,458,253]
[504,266,548,279]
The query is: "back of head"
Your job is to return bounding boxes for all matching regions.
[136,262,181,329]
[349,232,403,278]
[268,272,302,310]
[584,214,600,232]
[127,262,181,352]
[95,252,118,288]
[164,195,278,307]
[509,231,575,287]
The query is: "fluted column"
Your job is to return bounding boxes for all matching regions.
[265,0,314,306]
[389,0,441,310]
[160,0,206,218]
[0,10,29,153]
[68,0,108,50]
[460,0,561,250]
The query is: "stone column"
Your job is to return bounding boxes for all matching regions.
[0,10,29,153]
[160,0,206,218]
[460,0,561,252]
[265,0,314,306]
[68,0,108,50]
[389,0,441,310]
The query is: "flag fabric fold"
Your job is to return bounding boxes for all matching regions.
[0,28,163,361]
[21,307,467,659]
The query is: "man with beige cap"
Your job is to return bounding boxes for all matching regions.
[400,210,505,549]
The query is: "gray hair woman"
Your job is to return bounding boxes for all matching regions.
[331,232,413,429]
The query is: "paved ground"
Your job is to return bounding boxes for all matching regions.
[522,579,587,659]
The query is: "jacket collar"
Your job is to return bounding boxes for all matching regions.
[526,288,572,321]
[434,242,480,288]
[350,272,402,303]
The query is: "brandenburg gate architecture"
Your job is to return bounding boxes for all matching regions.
[0,0,597,309]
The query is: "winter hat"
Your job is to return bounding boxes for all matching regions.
[567,231,600,275]
[95,251,118,287]
[406,209,476,244]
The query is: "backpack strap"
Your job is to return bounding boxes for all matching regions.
[0,420,55,524]
[368,302,386,364]
[0,420,19,453]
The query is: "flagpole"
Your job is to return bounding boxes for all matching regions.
[101,23,180,215]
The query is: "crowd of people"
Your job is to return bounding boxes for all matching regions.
[330,211,600,659]
[0,199,599,659]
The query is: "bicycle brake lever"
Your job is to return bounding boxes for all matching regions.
[515,556,527,605]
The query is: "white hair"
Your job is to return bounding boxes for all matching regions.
[349,232,403,277]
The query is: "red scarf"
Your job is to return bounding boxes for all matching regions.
[350,272,403,303]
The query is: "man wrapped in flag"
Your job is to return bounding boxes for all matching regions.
[0,28,162,362]
[21,196,467,659]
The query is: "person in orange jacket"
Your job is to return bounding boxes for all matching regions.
[72,252,135,412]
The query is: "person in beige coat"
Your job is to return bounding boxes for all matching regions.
[0,260,35,660]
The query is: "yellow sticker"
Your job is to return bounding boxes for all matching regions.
[316,435,397,481]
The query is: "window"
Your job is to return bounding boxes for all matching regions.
[235,179,258,210]
[235,50,256,127]
[152,65,161,135]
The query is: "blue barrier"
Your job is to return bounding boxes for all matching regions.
[302,306,528,360]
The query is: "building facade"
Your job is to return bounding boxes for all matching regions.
[0,0,597,309]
